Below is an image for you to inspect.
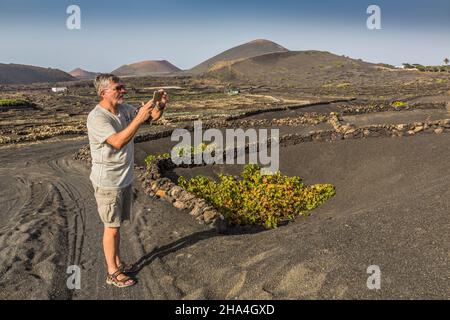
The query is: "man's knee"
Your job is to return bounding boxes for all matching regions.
[104,226,120,237]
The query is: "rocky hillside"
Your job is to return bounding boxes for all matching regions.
[69,68,99,80]
[0,63,76,85]
[111,60,181,77]
[189,39,289,75]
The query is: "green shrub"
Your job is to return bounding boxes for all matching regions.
[402,63,414,69]
[377,63,395,69]
[336,82,351,89]
[173,143,216,158]
[178,164,335,229]
[392,101,407,108]
[0,99,33,107]
[315,114,328,123]
[144,152,170,166]
[416,66,426,72]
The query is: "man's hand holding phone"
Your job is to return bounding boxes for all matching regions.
[135,89,168,124]
[150,89,168,121]
[153,89,168,109]
[135,99,155,125]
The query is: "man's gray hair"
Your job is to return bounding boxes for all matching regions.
[94,74,121,97]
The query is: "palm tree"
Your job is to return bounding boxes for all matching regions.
[445,58,449,73]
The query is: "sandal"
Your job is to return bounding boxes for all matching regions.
[118,263,139,274]
[106,270,136,288]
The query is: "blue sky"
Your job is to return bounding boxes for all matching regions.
[0,0,449,72]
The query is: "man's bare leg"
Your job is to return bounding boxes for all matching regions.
[115,231,122,267]
[103,227,130,281]
[115,232,137,273]
[103,227,134,286]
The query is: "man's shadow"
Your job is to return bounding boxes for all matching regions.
[132,225,268,274]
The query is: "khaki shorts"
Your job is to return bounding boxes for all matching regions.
[93,184,133,228]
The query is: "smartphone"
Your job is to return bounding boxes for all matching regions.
[153,90,166,110]
[153,90,163,102]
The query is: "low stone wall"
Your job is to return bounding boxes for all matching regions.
[327,112,450,139]
[338,102,446,115]
[228,113,329,128]
[73,144,91,162]
[139,156,228,232]
[224,98,355,121]
[1,123,86,145]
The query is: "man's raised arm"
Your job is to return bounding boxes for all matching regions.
[106,101,153,150]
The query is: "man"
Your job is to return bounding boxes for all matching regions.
[87,74,167,288]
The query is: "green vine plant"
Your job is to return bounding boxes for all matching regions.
[173,143,217,158]
[0,99,34,107]
[144,143,219,167]
[144,152,170,166]
[391,101,407,108]
[179,164,336,229]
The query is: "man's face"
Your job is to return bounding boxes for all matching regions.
[102,81,127,105]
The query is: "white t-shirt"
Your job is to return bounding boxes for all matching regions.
[86,103,137,189]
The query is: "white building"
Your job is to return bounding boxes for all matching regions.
[51,87,68,93]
